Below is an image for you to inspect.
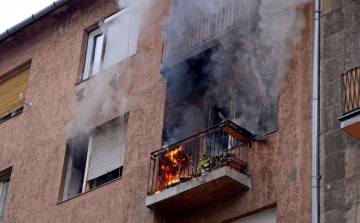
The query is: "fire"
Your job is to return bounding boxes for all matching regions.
[156,145,190,193]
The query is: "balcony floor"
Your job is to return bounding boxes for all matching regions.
[145,166,251,211]
[339,109,360,140]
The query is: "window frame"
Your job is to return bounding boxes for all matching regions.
[0,172,11,223]
[83,27,105,80]
[0,64,31,123]
[61,114,129,201]
[82,7,138,81]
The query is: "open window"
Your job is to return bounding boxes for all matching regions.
[0,65,30,124]
[83,8,139,80]
[61,114,128,200]
[163,44,279,145]
[0,172,11,223]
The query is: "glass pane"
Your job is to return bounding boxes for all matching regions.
[103,11,131,69]
[90,34,104,76]
[0,179,10,223]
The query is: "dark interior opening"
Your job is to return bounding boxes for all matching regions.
[162,38,279,145]
[89,166,123,189]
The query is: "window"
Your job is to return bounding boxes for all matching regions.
[83,8,139,80]
[0,172,11,223]
[231,208,276,223]
[0,65,30,123]
[62,114,128,200]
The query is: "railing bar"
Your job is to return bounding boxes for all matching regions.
[244,143,246,172]
[341,73,345,114]
[226,122,229,166]
[202,11,205,42]
[181,24,185,52]
[222,0,226,32]
[194,14,197,47]
[224,0,228,30]
[232,0,236,25]
[216,128,219,159]
[157,154,163,192]
[170,148,173,186]
[191,139,194,177]
[191,141,195,175]
[221,124,225,157]
[195,15,199,46]
[185,142,188,179]
[174,28,178,56]
[246,143,249,173]
[187,18,191,49]
[178,143,182,183]
[189,18,193,48]
[165,151,169,189]
[228,0,232,27]
[355,68,360,107]
[147,157,152,194]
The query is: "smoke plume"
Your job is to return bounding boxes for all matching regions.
[163,0,311,145]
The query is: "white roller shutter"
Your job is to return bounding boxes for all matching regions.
[87,118,128,181]
[232,208,277,223]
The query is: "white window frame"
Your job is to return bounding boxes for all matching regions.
[0,173,10,223]
[81,118,127,192]
[83,27,105,79]
[82,7,138,80]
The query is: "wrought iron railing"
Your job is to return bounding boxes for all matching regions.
[342,66,360,115]
[147,121,252,195]
[161,0,248,63]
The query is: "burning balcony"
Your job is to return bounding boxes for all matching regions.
[339,66,360,140]
[146,121,252,211]
[160,0,256,72]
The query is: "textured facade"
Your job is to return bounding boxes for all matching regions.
[320,1,360,223]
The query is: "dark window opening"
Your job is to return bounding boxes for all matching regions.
[88,166,123,189]
[162,41,279,145]
[63,134,89,199]
[0,107,23,124]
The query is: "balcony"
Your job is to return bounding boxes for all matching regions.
[339,66,360,139]
[160,0,254,73]
[146,121,253,211]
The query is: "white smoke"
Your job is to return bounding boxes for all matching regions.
[70,0,158,136]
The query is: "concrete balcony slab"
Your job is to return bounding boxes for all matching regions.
[339,110,360,140]
[145,166,251,211]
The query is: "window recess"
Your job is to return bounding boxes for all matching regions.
[62,114,129,200]
[0,172,11,223]
[0,65,30,123]
[82,7,139,80]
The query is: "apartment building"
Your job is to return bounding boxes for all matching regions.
[0,0,314,222]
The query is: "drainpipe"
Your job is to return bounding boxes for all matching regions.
[0,0,71,42]
[312,0,320,222]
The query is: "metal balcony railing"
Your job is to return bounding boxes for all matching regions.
[342,66,360,115]
[161,0,247,63]
[147,121,252,195]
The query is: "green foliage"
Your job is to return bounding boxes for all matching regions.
[193,153,228,177]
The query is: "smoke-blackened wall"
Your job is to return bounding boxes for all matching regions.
[163,0,311,144]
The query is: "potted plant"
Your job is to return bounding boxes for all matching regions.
[193,153,229,177]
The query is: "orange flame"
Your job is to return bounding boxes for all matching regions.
[156,146,190,194]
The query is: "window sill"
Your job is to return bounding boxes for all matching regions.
[75,75,92,86]
[57,177,121,205]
